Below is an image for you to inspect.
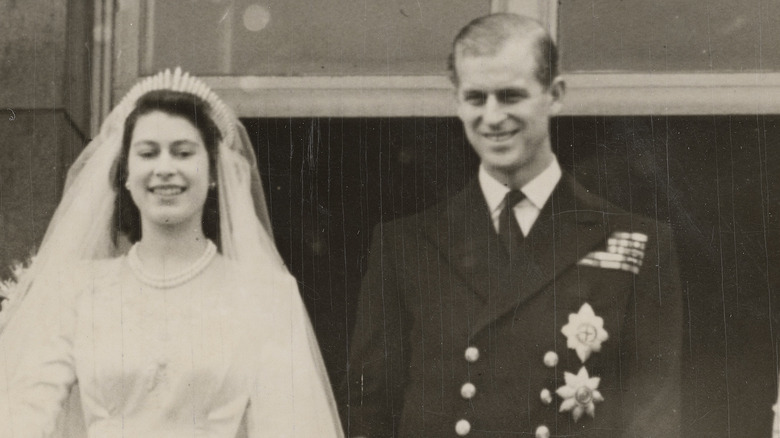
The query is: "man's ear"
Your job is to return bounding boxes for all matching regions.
[454,86,468,122]
[549,77,566,114]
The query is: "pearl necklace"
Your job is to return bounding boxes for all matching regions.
[127,240,217,289]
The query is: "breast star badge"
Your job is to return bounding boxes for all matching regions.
[561,302,609,362]
[556,366,604,422]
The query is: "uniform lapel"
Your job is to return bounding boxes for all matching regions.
[425,174,615,338]
[428,179,505,307]
[468,173,611,338]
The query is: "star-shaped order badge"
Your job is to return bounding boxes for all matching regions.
[556,366,604,422]
[561,302,609,362]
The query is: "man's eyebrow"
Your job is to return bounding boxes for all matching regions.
[462,87,526,93]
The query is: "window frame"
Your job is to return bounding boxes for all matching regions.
[108,0,507,120]
[541,0,780,116]
[103,0,780,125]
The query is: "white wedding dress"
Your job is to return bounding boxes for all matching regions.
[3,255,341,437]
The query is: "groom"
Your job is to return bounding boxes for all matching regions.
[343,13,682,438]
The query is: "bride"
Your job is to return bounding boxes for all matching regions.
[0,69,343,437]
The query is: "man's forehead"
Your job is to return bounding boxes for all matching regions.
[455,40,539,91]
[456,35,536,62]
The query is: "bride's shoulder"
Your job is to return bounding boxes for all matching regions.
[217,257,295,285]
[60,257,125,294]
[215,258,299,306]
[76,257,124,279]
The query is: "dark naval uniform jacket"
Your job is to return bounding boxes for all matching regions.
[344,172,682,438]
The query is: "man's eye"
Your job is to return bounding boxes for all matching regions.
[464,93,486,105]
[499,90,527,103]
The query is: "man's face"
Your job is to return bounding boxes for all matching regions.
[455,37,563,184]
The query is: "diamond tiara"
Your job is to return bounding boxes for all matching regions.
[114,67,236,149]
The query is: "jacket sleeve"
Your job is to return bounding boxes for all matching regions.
[342,221,412,438]
[621,222,683,437]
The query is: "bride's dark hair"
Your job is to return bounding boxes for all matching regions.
[113,89,222,247]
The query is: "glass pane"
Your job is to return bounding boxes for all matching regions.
[142,0,489,76]
[558,0,780,72]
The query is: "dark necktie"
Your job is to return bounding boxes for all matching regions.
[498,190,525,254]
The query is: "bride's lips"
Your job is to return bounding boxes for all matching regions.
[148,185,186,196]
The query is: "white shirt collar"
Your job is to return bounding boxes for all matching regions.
[478,158,562,216]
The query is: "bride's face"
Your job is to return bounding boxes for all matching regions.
[125,111,211,233]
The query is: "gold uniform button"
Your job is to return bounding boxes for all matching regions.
[540,388,552,405]
[455,419,471,436]
[464,346,480,362]
[535,424,550,438]
[460,382,476,399]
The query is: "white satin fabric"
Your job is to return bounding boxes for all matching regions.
[773,382,780,438]
[4,257,342,437]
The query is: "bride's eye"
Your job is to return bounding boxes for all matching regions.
[171,141,198,158]
[132,142,159,159]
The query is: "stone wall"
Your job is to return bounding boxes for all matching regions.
[0,0,90,273]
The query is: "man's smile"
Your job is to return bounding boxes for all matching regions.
[480,129,520,143]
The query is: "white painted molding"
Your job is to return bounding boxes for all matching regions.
[562,73,780,116]
[205,76,456,118]
[91,0,114,135]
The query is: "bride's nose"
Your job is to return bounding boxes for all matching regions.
[153,153,176,177]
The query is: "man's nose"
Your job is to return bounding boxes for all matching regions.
[481,94,507,126]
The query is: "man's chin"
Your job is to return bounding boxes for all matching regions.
[482,155,523,173]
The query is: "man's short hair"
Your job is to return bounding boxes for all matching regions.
[447,13,559,89]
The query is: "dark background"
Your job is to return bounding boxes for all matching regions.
[243,115,780,437]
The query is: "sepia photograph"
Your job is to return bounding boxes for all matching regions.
[0,0,778,437]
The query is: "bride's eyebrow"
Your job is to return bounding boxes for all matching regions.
[130,140,159,148]
[170,139,200,148]
[131,139,199,148]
